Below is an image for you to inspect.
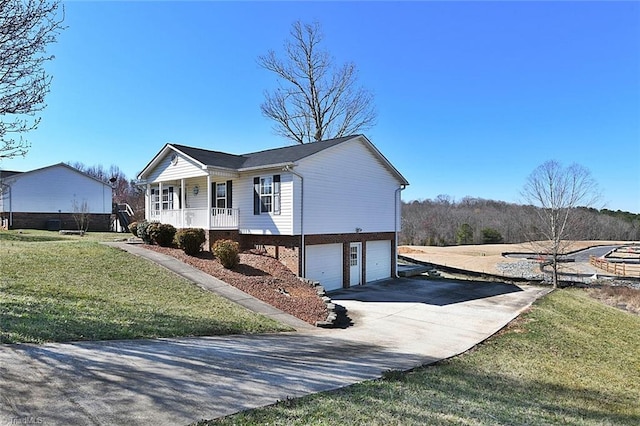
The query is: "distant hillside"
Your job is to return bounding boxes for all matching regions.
[401,196,640,246]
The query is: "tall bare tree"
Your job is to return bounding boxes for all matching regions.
[521,160,599,288]
[0,0,64,159]
[258,21,377,144]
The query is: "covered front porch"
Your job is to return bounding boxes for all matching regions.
[145,176,238,230]
[149,207,238,229]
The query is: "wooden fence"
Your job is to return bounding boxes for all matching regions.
[589,256,640,278]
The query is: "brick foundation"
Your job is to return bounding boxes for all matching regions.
[204,230,396,284]
[1,212,111,232]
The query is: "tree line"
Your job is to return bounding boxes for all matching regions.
[67,162,145,220]
[401,196,640,246]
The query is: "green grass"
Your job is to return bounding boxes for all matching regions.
[0,230,289,343]
[0,229,129,243]
[200,290,640,425]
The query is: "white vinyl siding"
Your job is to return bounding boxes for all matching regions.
[366,240,392,282]
[146,151,208,182]
[184,176,208,209]
[2,165,111,214]
[295,139,400,235]
[237,173,293,235]
[305,244,343,291]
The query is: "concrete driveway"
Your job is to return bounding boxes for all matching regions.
[0,278,549,426]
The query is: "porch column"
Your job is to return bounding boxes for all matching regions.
[158,182,163,223]
[181,178,185,227]
[146,183,151,221]
[207,175,212,229]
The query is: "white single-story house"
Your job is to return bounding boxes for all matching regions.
[137,135,409,291]
[0,163,112,231]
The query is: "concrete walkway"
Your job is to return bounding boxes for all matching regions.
[0,244,550,426]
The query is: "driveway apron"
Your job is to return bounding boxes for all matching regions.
[1,248,550,426]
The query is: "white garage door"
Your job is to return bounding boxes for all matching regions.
[305,243,343,291]
[366,240,392,282]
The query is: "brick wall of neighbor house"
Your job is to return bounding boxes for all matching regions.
[3,212,111,231]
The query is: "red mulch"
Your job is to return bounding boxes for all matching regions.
[143,245,328,325]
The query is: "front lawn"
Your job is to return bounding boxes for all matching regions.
[200,289,640,425]
[0,230,289,343]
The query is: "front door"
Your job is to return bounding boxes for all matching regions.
[349,242,362,286]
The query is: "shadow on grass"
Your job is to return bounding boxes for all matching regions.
[0,232,67,242]
[206,361,639,425]
[0,297,280,344]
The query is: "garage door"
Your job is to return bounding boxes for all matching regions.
[366,240,392,282]
[305,243,343,291]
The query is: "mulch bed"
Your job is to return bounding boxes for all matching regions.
[143,245,328,325]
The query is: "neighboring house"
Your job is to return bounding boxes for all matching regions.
[137,135,409,291]
[0,163,112,231]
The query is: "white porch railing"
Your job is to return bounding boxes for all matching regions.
[149,208,239,229]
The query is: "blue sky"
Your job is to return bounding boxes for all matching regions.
[2,1,639,212]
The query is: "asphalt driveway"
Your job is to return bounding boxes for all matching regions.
[0,277,549,426]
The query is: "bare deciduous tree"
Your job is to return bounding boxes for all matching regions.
[71,198,90,233]
[258,21,377,144]
[0,0,64,159]
[67,162,145,219]
[521,160,600,288]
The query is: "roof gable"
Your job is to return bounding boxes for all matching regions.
[138,135,408,185]
[1,163,111,187]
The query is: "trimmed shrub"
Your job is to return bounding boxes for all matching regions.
[136,221,154,244]
[175,228,206,256]
[128,221,139,236]
[212,239,240,269]
[149,223,177,247]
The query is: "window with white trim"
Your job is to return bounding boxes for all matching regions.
[151,189,160,212]
[260,177,273,213]
[161,187,174,210]
[253,175,281,215]
[216,182,226,208]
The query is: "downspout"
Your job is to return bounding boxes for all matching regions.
[394,184,407,278]
[283,165,305,277]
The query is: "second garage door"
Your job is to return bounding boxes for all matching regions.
[366,240,392,283]
[305,243,344,291]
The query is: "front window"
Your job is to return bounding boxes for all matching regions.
[260,177,273,213]
[216,182,226,208]
[161,187,173,210]
[151,189,160,212]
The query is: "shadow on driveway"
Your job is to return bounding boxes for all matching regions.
[331,278,524,306]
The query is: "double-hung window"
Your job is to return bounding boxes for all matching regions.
[216,183,227,208]
[260,177,273,213]
[253,175,280,215]
[161,187,174,210]
[151,189,160,212]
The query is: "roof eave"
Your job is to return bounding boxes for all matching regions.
[356,135,409,186]
[137,144,208,180]
[237,162,296,173]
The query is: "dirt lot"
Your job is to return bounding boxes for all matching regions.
[399,241,632,277]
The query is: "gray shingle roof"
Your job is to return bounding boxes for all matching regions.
[172,135,356,170]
